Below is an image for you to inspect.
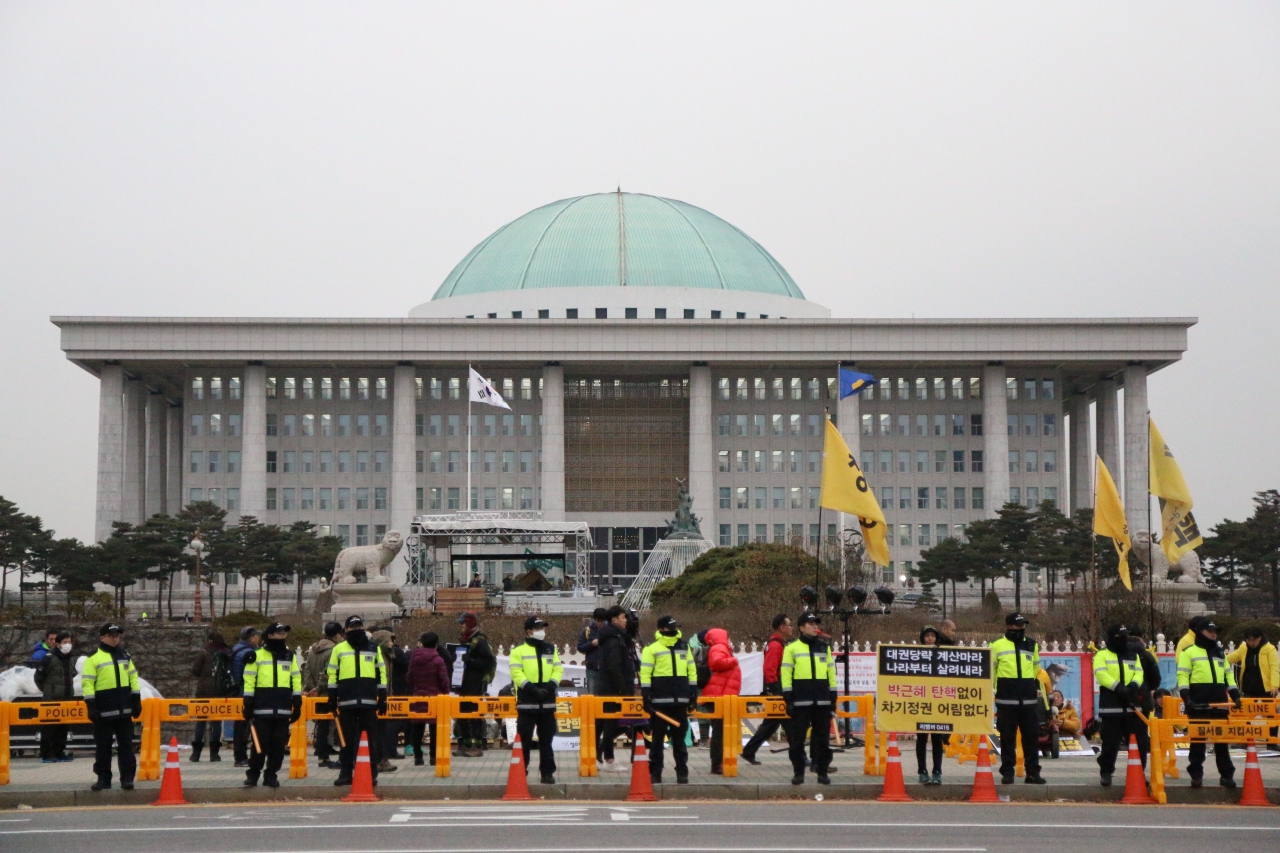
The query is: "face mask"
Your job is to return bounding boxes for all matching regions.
[531,630,546,641]
[60,643,72,654]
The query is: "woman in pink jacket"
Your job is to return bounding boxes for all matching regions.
[406,632,451,765]
[700,628,740,774]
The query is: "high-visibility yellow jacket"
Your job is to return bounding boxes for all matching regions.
[81,644,140,718]
[780,636,837,707]
[327,639,388,709]
[243,646,302,716]
[1177,642,1236,708]
[639,632,697,704]
[509,639,563,710]
[1093,647,1144,715]
[991,634,1040,706]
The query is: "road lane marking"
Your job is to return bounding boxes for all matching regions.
[3,821,1278,836]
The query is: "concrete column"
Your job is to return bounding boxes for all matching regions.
[540,364,565,520]
[95,365,125,542]
[390,365,418,586]
[1122,364,1150,539]
[165,404,183,515]
[122,377,147,525]
[688,364,714,539]
[982,364,1009,516]
[239,364,268,519]
[1095,377,1120,483]
[836,363,861,537]
[144,392,166,519]
[1068,394,1092,512]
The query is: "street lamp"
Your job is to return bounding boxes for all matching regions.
[188,530,206,623]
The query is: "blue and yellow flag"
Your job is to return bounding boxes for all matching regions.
[838,367,876,399]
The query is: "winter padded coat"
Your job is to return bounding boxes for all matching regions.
[701,628,741,697]
[407,647,451,697]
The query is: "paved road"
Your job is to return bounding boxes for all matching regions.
[0,802,1275,853]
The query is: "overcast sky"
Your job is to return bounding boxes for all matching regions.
[1,3,1277,543]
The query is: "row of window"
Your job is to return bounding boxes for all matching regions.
[716,522,840,548]
[419,450,540,475]
[877,487,987,511]
[473,308,768,320]
[267,376,387,401]
[263,450,388,474]
[716,413,826,437]
[189,377,241,400]
[717,377,836,401]
[188,487,239,510]
[863,449,987,474]
[267,486,386,511]
[718,449,821,474]
[417,413,539,437]
[417,486,538,511]
[859,412,1059,438]
[189,414,241,437]
[719,486,822,510]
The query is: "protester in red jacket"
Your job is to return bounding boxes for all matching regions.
[742,614,793,764]
[700,628,741,773]
[406,632,450,765]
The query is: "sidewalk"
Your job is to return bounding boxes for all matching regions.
[3,741,1276,807]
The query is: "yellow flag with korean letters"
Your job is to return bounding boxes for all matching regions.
[1148,417,1203,564]
[1093,455,1132,590]
[820,417,890,566]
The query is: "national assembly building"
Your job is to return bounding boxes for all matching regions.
[55,191,1193,605]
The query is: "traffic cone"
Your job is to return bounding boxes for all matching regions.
[626,738,657,802]
[502,734,535,801]
[151,736,187,805]
[1239,740,1272,807]
[877,734,912,802]
[1120,734,1154,804]
[342,732,379,803]
[969,735,1000,803]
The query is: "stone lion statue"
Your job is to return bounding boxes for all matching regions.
[1131,530,1203,584]
[332,530,404,585]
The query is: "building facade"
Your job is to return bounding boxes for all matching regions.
[57,192,1192,599]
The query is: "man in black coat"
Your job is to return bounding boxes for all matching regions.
[595,606,636,771]
[456,612,496,757]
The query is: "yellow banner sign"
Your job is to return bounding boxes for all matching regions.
[876,644,992,735]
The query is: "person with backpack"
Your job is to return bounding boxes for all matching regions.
[305,622,344,768]
[229,627,262,767]
[743,614,792,765]
[189,630,233,762]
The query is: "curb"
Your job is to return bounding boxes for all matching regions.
[1,782,1273,809]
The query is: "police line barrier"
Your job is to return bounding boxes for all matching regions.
[834,694,880,776]
[1147,695,1279,802]
[0,699,142,785]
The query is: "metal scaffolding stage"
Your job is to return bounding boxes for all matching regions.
[404,512,593,610]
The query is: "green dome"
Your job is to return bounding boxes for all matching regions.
[432,192,803,300]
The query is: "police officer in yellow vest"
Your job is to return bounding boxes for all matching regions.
[327,615,388,786]
[83,623,141,791]
[781,612,837,786]
[639,615,698,785]
[991,612,1045,784]
[241,622,302,788]
[510,616,564,784]
[1177,618,1240,788]
[1093,624,1149,786]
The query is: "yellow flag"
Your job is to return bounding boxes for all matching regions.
[1093,455,1132,590]
[820,418,890,566]
[1148,417,1203,564]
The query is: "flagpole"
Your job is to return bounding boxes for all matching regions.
[1089,456,1098,637]
[1145,410,1155,643]
[467,364,473,511]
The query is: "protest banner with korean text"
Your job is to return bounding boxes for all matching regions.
[876,644,991,735]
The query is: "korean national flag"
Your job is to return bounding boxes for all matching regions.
[468,367,511,410]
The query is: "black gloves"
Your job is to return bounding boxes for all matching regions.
[242,697,255,721]
[783,693,794,716]
[85,698,98,724]
[687,695,698,713]
[764,681,782,696]
[131,696,143,720]
[289,696,302,724]
[640,687,652,715]
[376,694,388,716]
[1229,687,1242,709]
[829,690,839,710]
[1179,688,1190,705]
